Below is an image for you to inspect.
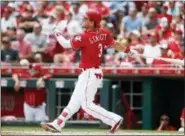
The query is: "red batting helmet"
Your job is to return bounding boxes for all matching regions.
[84,9,102,28]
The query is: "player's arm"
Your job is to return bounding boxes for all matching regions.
[12,74,20,92]
[112,39,140,60]
[52,24,72,48]
[112,39,128,52]
[37,74,52,89]
[52,24,84,49]
[105,29,128,52]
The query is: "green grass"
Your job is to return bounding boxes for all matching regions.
[1,126,184,135]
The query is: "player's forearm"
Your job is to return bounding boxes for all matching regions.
[112,41,127,52]
[53,25,72,48]
[157,124,163,131]
[181,119,184,127]
[55,34,72,48]
[41,74,52,80]
[12,74,19,82]
[134,55,145,65]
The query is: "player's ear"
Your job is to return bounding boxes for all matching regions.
[90,20,95,28]
[92,21,96,28]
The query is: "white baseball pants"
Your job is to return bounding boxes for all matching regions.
[24,102,46,122]
[55,68,122,128]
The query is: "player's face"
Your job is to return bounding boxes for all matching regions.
[82,17,93,29]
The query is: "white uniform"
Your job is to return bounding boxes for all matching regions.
[24,102,46,122]
[52,68,122,129]
[41,11,123,132]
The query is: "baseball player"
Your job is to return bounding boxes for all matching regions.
[12,62,51,122]
[41,9,130,134]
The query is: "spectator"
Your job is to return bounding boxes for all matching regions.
[178,107,184,132]
[168,29,183,59]
[70,3,83,23]
[41,12,57,36]
[178,2,184,18]
[148,1,159,11]
[143,33,161,65]
[57,12,82,39]
[1,7,16,33]
[104,47,116,67]
[11,29,33,60]
[128,30,143,54]
[53,5,65,23]
[137,3,149,27]
[25,23,47,53]
[171,14,184,38]
[34,3,48,22]
[105,1,125,17]
[157,5,172,24]
[52,53,73,67]
[143,8,159,33]
[116,38,144,67]
[1,36,18,63]
[79,2,88,15]
[167,1,179,16]
[0,1,184,67]
[157,114,176,131]
[90,1,110,18]
[120,7,142,36]
[53,54,64,66]
[155,17,172,41]
[43,1,55,15]
[56,1,70,11]
[7,2,17,18]
[61,49,76,64]
[117,52,134,67]
[152,44,171,67]
[16,1,30,13]
[34,53,43,63]
[6,27,17,42]
[19,4,38,33]
[105,2,125,33]
[14,12,22,29]
[12,62,51,122]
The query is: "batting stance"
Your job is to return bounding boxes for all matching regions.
[41,10,128,134]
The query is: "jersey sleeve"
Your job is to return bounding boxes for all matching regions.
[70,34,85,49]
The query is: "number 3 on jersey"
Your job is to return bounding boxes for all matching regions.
[98,44,103,58]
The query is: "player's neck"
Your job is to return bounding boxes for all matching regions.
[86,27,97,32]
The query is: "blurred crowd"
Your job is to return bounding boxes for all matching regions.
[1,1,184,67]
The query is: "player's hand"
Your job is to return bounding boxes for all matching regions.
[14,81,20,92]
[128,49,138,58]
[36,78,44,89]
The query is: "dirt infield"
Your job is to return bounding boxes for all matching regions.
[1,127,184,135]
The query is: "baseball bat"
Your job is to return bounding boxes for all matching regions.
[138,54,184,66]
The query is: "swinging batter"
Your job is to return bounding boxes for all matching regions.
[41,9,128,134]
